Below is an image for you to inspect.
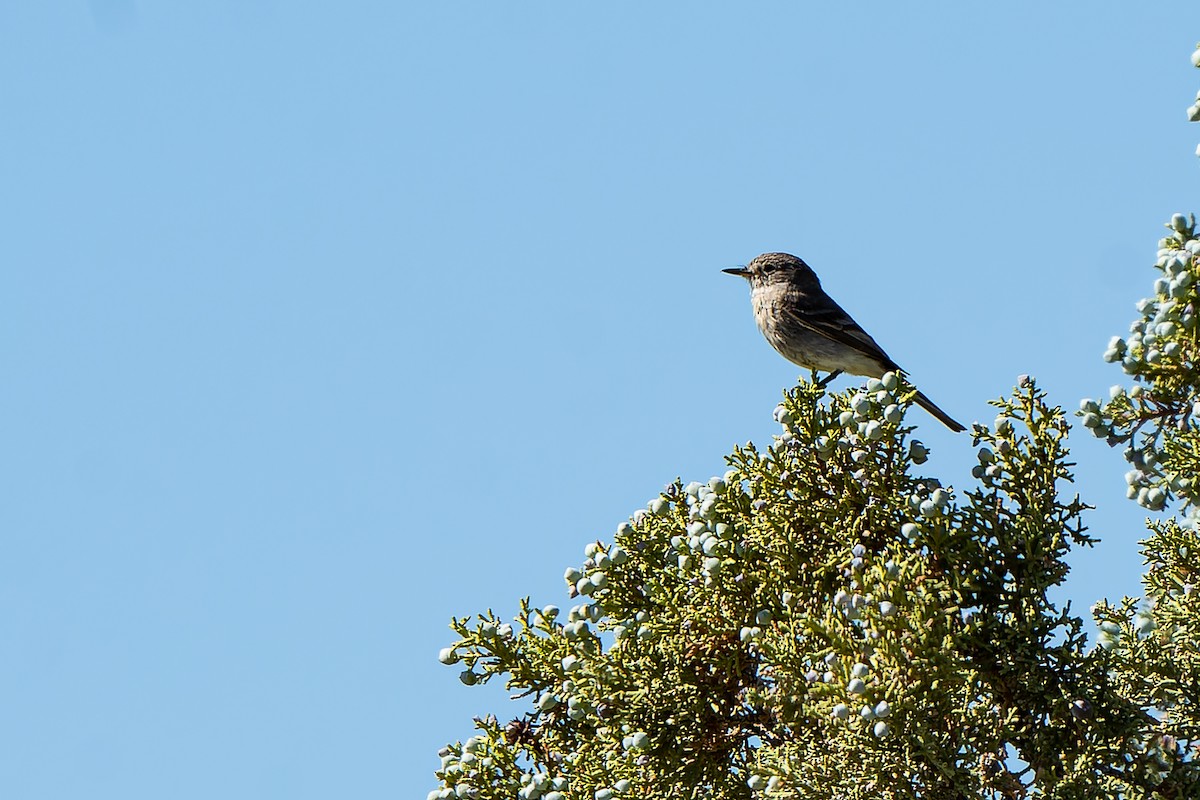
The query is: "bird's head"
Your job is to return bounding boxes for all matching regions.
[722,252,820,290]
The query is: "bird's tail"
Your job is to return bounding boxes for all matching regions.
[913,390,966,433]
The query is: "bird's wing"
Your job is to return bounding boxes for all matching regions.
[784,294,902,372]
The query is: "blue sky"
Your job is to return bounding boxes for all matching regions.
[2,4,1198,798]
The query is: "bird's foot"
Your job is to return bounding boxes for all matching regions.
[813,369,843,389]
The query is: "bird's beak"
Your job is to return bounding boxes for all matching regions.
[722,266,750,278]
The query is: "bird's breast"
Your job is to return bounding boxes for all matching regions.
[750,284,791,340]
[748,283,879,375]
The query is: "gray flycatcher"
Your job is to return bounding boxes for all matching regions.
[724,252,965,433]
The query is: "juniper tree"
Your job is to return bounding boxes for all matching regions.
[430,45,1200,800]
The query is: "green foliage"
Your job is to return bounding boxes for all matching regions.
[432,375,1146,800]
[1077,177,1200,800]
[1089,212,1200,513]
[429,43,1200,800]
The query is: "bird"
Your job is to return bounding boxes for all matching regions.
[723,252,965,432]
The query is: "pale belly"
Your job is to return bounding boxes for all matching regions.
[752,289,884,377]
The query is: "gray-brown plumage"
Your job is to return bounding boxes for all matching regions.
[724,252,965,432]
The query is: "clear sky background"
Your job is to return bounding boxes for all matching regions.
[3,3,1198,798]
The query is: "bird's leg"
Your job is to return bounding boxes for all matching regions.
[814,369,843,389]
